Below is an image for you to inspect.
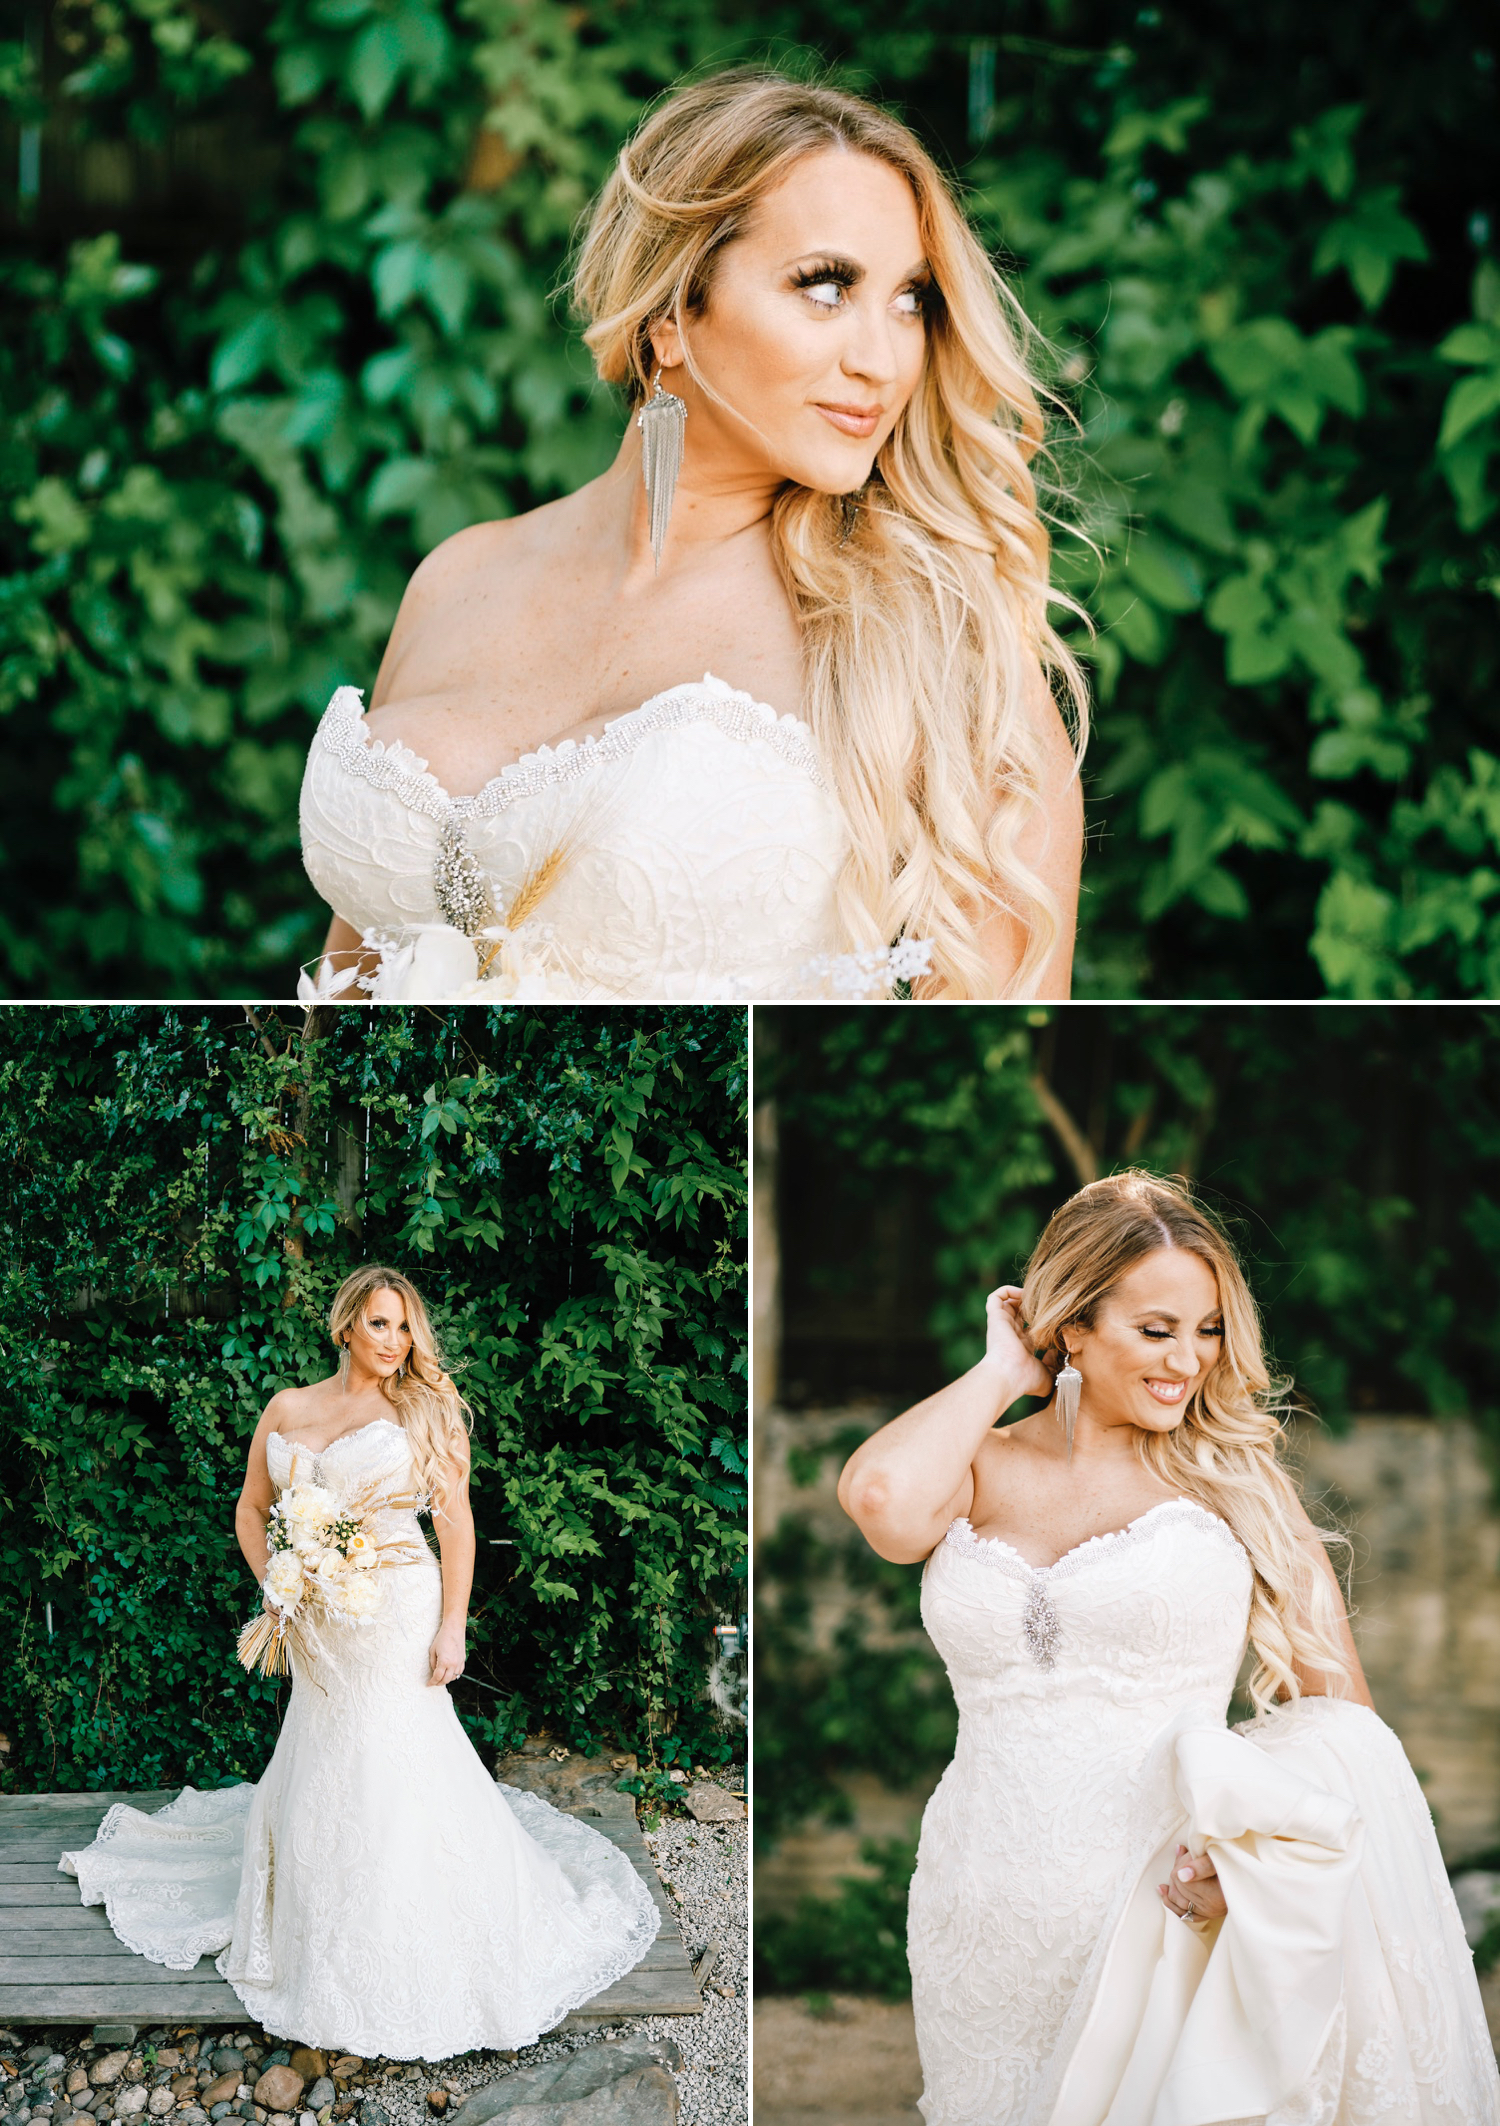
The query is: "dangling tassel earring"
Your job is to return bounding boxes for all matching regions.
[1053,1342,1083,1461]
[339,1342,350,1390]
[638,367,687,572]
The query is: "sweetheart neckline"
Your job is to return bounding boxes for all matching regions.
[948,1496,1238,1575]
[332,671,817,812]
[268,1417,404,1462]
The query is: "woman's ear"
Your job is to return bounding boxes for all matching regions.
[647,311,686,376]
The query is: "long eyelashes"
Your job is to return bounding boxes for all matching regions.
[789,261,931,315]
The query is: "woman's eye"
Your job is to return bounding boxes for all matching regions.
[802,281,844,309]
[894,288,923,316]
[1141,1328,1170,1340]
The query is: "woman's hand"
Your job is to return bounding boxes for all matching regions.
[428,1619,466,1687]
[984,1287,1054,1400]
[1157,1844,1226,1927]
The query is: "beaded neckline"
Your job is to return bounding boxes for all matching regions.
[268,1417,405,1464]
[945,1498,1247,1581]
[315,673,826,824]
[945,1499,1248,1673]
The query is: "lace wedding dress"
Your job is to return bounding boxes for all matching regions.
[298,675,926,1001]
[58,1419,660,2059]
[909,1499,1500,2126]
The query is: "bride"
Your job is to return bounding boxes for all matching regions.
[59,1268,659,2059]
[837,1172,1499,2125]
[298,67,1085,1006]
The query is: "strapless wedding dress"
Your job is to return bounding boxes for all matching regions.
[57,1419,659,2059]
[298,675,925,1001]
[909,1499,1499,2126]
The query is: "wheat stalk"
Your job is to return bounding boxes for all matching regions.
[476,841,573,977]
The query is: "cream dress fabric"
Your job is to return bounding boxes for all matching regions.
[297,676,890,1001]
[909,1499,1499,2126]
[58,1418,660,2059]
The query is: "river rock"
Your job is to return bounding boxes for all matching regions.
[89,2065,128,2093]
[146,2094,173,2117]
[459,2040,677,2126]
[325,2073,360,2092]
[358,2103,387,2126]
[283,2065,321,2093]
[207,2064,241,2088]
[302,2088,331,2117]
[681,1782,744,1823]
[199,2084,237,2112]
[251,2078,301,2120]
[492,1748,636,1821]
[114,2094,148,2120]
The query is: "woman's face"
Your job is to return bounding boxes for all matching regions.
[345,1287,413,1379]
[1067,1248,1224,1436]
[652,146,930,496]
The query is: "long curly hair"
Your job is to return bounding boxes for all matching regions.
[571,67,1088,998]
[1018,1171,1351,1713]
[328,1266,471,1517]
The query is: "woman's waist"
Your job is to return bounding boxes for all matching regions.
[949,1684,1232,1764]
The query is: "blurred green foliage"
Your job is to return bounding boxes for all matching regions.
[0,1003,747,1791]
[1,1,1497,995]
[753,1002,1500,1988]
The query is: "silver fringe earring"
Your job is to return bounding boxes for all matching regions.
[1053,1343,1083,1460]
[638,368,687,572]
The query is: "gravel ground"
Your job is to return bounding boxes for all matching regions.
[0,1817,748,2126]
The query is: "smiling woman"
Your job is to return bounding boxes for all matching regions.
[297,67,1086,1004]
[835,1170,1498,2124]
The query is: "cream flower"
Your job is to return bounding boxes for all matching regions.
[287,1483,338,1525]
[264,1552,305,1611]
[315,1549,347,1584]
[291,1524,326,1558]
[339,1572,383,1619]
[345,1531,380,1570]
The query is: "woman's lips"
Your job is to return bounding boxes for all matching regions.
[1145,1377,1189,1403]
[815,403,881,438]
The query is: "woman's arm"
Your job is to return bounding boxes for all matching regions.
[837,1287,1051,1563]
[428,1434,475,1686]
[234,1400,283,1586]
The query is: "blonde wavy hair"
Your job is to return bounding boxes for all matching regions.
[329,1267,472,1516]
[571,68,1088,998]
[1019,1172,1350,1714]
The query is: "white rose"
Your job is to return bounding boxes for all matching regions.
[287,1483,337,1524]
[264,1552,305,1611]
[315,1549,347,1583]
[291,1525,325,1558]
[339,1572,383,1619]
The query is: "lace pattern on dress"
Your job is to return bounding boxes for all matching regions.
[314,675,826,825]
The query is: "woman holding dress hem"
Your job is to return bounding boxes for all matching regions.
[838,1171,1498,2126]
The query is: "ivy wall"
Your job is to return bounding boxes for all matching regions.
[0,1003,747,1795]
[1,1,1496,996]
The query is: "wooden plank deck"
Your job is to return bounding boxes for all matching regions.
[0,1788,700,2032]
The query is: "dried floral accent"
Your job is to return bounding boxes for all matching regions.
[236,1454,430,1678]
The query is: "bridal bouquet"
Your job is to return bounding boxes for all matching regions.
[237,1471,429,1678]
